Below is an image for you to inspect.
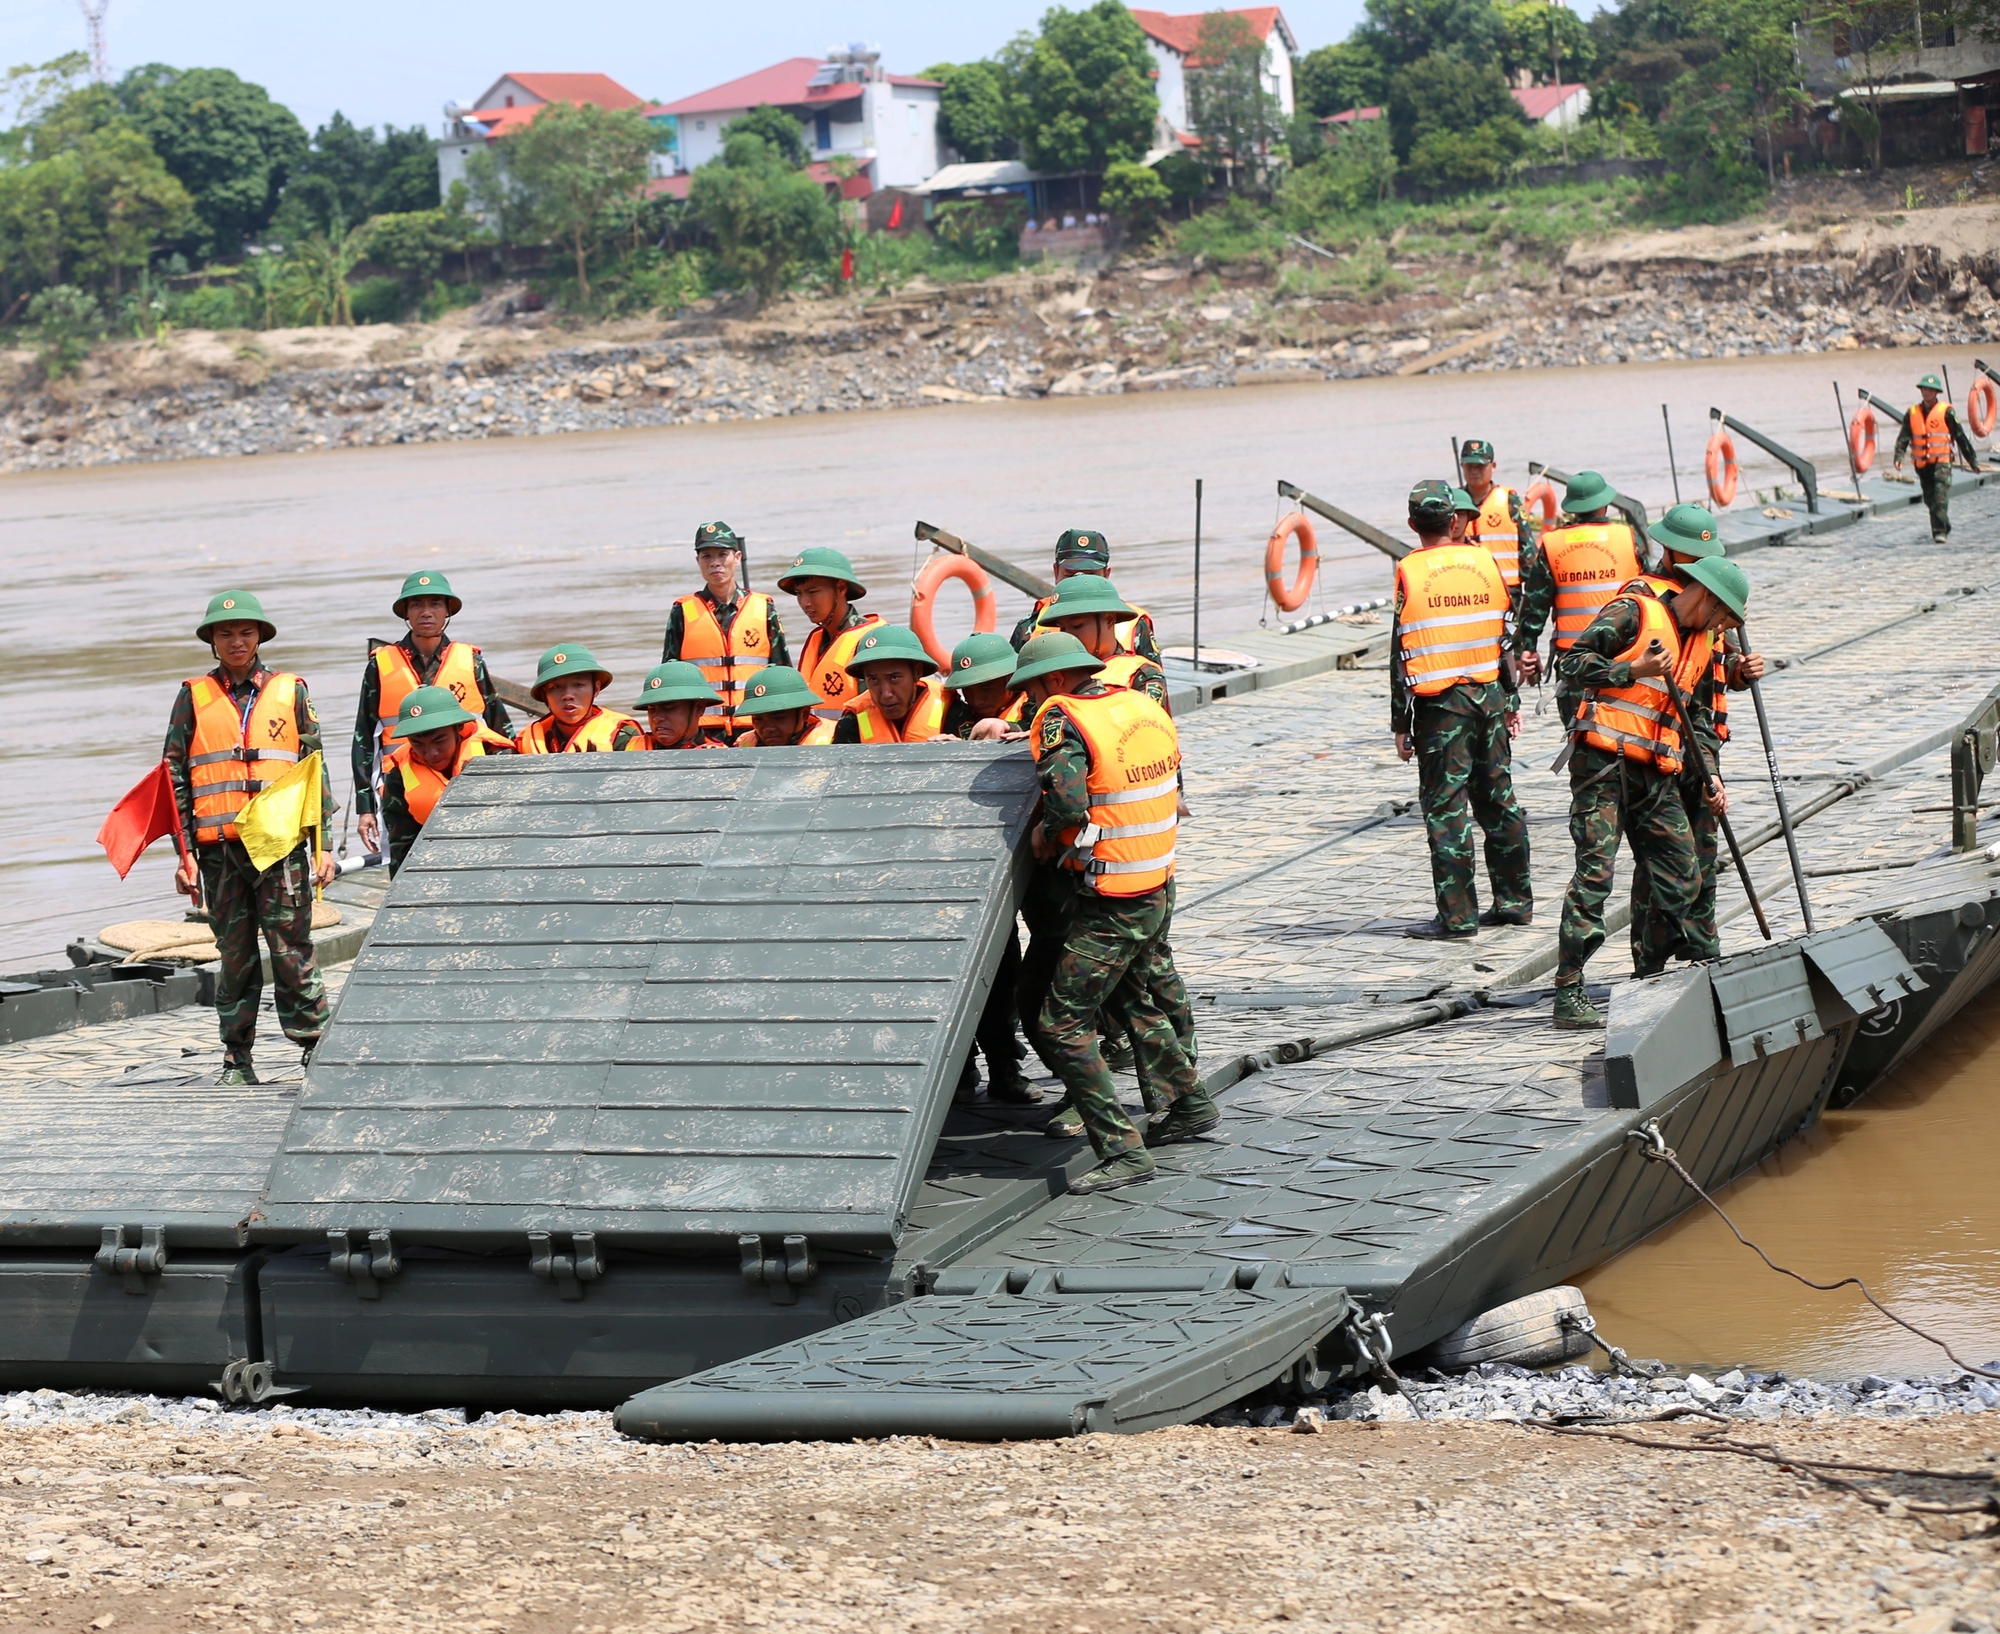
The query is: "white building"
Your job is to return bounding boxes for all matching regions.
[436,73,657,197]
[1130,7,1297,153]
[1513,82,1592,129]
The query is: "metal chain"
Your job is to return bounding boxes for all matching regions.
[1345,1309,1427,1419]
[1558,1308,1661,1377]
[1629,1120,2000,1382]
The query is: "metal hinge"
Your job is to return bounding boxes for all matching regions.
[95,1225,169,1294]
[739,1233,816,1305]
[328,1228,401,1299]
[212,1358,307,1405]
[527,1231,602,1300]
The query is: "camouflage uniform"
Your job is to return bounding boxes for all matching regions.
[349,636,511,818]
[1553,597,1720,986]
[164,665,336,1065]
[1892,403,1980,540]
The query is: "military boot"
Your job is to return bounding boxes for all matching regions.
[1144,1089,1221,1147]
[954,1058,981,1103]
[1044,1105,1084,1140]
[1405,916,1476,940]
[1068,1149,1157,1196]
[1478,906,1533,927]
[1552,985,1605,1030]
[1100,1035,1136,1073]
[987,1069,1042,1106]
[217,1056,259,1087]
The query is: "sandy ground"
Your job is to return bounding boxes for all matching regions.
[3,1408,1996,1634]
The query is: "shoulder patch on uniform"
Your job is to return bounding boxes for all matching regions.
[1040,710,1067,750]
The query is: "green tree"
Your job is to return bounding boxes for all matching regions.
[924,60,1020,161]
[117,65,308,256]
[1698,0,1806,186]
[284,219,372,325]
[1359,0,1511,69]
[276,112,441,238]
[1496,0,1600,85]
[1387,52,1525,160]
[1297,40,1390,117]
[1099,157,1170,236]
[724,103,809,168]
[1653,73,1763,211]
[501,100,659,304]
[27,283,101,376]
[1185,11,1285,192]
[1283,116,1399,218]
[686,131,840,304]
[1010,1,1158,173]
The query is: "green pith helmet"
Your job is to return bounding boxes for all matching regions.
[1917,373,1945,393]
[1011,631,1101,686]
[196,589,275,643]
[627,660,719,711]
[843,624,940,678]
[1036,574,1136,625]
[946,632,1019,689]
[736,666,820,716]
[1562,470,1617,515]
[776,545,867,597]
[529,643,612,701]
[393,570,462,618]
[1683,556,1750,619]
[1459,438,1496,465]
[1451,487,1479,516]
[388,684,478,739]
[1648,502,1724,559]
[1407,479,1455,526]
[1054,527,1111,571]
[694,520,742,552]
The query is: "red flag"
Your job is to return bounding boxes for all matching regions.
[886,196,903,230]
[97,761,188,879]
[840,246,855,282]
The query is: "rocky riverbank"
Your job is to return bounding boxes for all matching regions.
[3,201,1997,475]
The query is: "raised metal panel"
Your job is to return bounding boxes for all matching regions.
[1605,967,1721,1110]
[1710,944,1822,1066]
[0,1255,255,1393]
[257,745,1038,1253]
[1800,920,1926,1018]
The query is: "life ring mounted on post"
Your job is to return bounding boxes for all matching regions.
[1848,408,1877,474]
[1969,376,1999,440]
[910,550,997,669]
[1264,512,1318,614]
[1705,427,1740,509]
[1523,478,1559,525]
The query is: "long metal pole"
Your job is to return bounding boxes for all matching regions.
[1192,478,1203,671]
[1661,404,1682,504]
[1451,436,1463,486]
[1733,623,1813,932]
[1653,640,1772,941]
[1833,379,1863,500]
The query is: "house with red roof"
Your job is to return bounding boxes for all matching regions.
[1512,82,1592,128]
[437,73,661,195]
[1130,7,1296,154]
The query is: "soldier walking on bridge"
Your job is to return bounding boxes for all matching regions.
[1512,471,1642,728]
[1891,373,1981,542]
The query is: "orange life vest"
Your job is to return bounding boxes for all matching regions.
[184,672,303,845]
[372,641,484,753]
[798,614,882,721]
[1908,402,1953,468]
[1629,572,1731,745]
[628,732,724,752]
[384,725,513,824]
[676,592,773,735]
[733,717,837,747]
[1471,487,1522,590]
[1028,688,1180,898]
[514,707,636,754]
[845,676,948,743]
[1574,592,1711,775]
[1394,543,1508,697]
[1541,522,1641,652]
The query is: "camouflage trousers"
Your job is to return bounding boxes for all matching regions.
[1555,747,1717,988]
[1918,463,1953,538]
[1037,887,1199,1159]
[1413,701,1532,931]
[1629,775,1720,977]
[197,840,328,1062]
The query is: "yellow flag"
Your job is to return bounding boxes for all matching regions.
[235,751,324,876]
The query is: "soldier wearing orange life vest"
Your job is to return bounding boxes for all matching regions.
[162,591,338,1086]
[1550,555,1751,1030]
[1458,438,1532,595]
[378,685,516,875]
[776,546,880,725]
[514,644,642,753]
[734,666,837,746]
[830,626,949,744]
[1034,575,1171,711]
[1391,480,1533,940]
[1007,528,1161,660]
[661,521,789,741]
[1512,470,1643,727]
[352,570,510,861]
[625,662,728,751]
[1891,373,1980,541]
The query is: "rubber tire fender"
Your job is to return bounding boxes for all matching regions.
[1849,408,1877,475]
[1264,511,1318,614]
[910,550,997,670]
[1705,429,1740,509]
[1415,1285,1595,1371]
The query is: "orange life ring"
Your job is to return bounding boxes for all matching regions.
[1523,478,1560,524]
[1264,512,1318,613]
[1969,376,1999,440]
[910,550,997,669]
[1705,428,1739,509]
[1848,408,1877,474]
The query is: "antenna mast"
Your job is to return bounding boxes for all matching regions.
[78,0,111,82]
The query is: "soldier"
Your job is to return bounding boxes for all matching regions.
[733,667,837,746]
[164,591,338,1086]
[1391,480,1533,940]
[378,685,516,875]
[1011,632,1216,1193]
[1457,438,1531,595]
[1891,372,1981,542]
[662,521,789,742]
[1448,486,1480,542]
[831,626,949,743]
[941,632,1026,739]
[776,546,880,727]
[514,645,642,753]
[1550,556,1752,1028]
[1512,471,1642,727]
[626,661,725,750]
[352,570,511,860]
[1008,528,1161,659]
[1034,576,1171,709]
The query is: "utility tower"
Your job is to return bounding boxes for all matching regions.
[78,0,111,82]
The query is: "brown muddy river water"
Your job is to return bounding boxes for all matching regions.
[4,345,1993,1377]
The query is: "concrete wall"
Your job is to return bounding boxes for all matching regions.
[870,84,942,188]
[1148,40,1189,134]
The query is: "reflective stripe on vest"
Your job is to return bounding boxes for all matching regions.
[1394,544,1507,696]
[1625,571,1732,746]
[1473,488,1521,590]
[186,673,303,844]
[1028,689,1180,897]
[374,641,484,751]
[514,707,635,754]
[386,726,511,824]
[1576,593,1707,775]
[849,676,947,743]
[1909,402,1953,468]
[799,614,882,721]
[1542,522,1641,651]
[677,592,773,731]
